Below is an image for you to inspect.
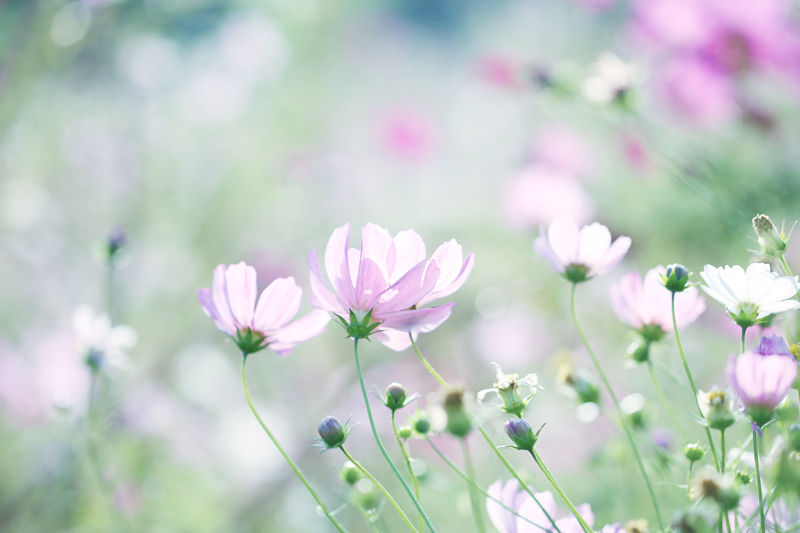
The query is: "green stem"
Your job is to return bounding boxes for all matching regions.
[461,438,486,533]
[741,326,747,354]
[572,283,664,530]
[410,334,450,390]
[241,356,350,533]
[753,430,765,533]
[353,338,437,533]
[647,361,687,439]
[530,448,594,533]
[779,255,793,277]
[392,412,424,533]
[340,447,418,533]
[725,512,733,533]
[425,436,552,533]
[720,430,726,472]
[409,337,562,533]
[672,293,722,472]
[687,462,693,504]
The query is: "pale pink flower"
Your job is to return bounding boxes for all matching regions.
[726,349,798,425]
[198,262,330,355]
[308,223,474,351]
[378,109,436,162]
[657,57,739,126]
[534,218,631,282]
[476,55,520,89]
[502,166,594,229]
[531,126,594,179]
[485,479,594,533]
[610,266,706,336]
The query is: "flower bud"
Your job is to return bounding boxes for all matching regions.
[385,383,408,411]
[697,389,736,431]
[753,214,791,258]
[340,461,362,485]
[556,365,600,404]
[621,393,646,429]
[627,340,650,363]
[107,227,127,259]
[318,416,347,449]
[443,389,472,438]
[662,264,691,293]
[413,415,431,435]
[398,425,413,439]
[684,443,706,463]
[504,418,537,451]
[789,423,800,453]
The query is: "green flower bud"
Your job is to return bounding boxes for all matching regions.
[662,264,691,293]
[698,389,736,431]
[684,443,706,463]
[753,214,793,258]
[340,461,362,485]
[443,389,472,438]
[734,470,752,485]
[382,383,420,412]
[627,340,650,363]
[398,425,413,439]
[413,415,431,435]
[504,418,538,452]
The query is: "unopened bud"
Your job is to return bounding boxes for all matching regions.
[662,264,691,293]
[385,383,409,411]
[414,415,431,435]
[753,214,791,257]
[443,389,472,438]
[734,470,752,485]
[684,443,706,463]
[504,418,537,451]
[398,425,413,439]
[340,461,362,485]
[318,416,347,449]
[627,340,650,363]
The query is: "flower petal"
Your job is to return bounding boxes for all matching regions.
[325,223,357,306]
[225,262,257,329]
[534,234,565,273]
[588,236,631,277]
[212,264,236,329]
[308,250,347,315]
[390,229,427,283]
[547,218,580,267]
[376,260,440,314]
[379,303,455,333]
[253,277,302,333]
[576,223,612,268]
[418,251,475,306]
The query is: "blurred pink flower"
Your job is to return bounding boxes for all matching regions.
[308,223,474,351]
[657,57,739,126]
[502,166,594,229]
[486,479,533,533]
[516,486,594,533]
[726,350,797,422]
[610,266,706,336]
[198,262,330,355]
[476,55,520,89]
[531,127,594,179]
[534,218,631,281]
[619,133,651,173]
[630,0,710,51]
[378,109,436,162]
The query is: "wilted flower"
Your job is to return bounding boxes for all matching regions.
[73,305,137,373]
[700,263,800,328]
[726,351,798,426]
[697,388,737,430]
[477,362,540,417]
[198,262,330,355]
[610,266,705,341]
[534,218,631,283]
[308,223,474,350]
[753,214,793,258]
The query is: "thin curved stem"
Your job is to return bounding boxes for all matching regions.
[720,430,726,472]
[672,293,722,472]
[353,338,438,533]
[741,326,747,354]
[340,447,418,533]
[410,334,450,390]
[425,436,551,533]
[392,412,424,533]
[241,356,350,533]
[753,430,765,533]
[409,337,562,533]
[647,361,687,440]
[461,438,486,533]
[572,283,664,530]
[529,448,594,533]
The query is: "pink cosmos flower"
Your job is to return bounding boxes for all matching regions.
[726,349,798,425]
[502,166,594,229]
[308,223,474,351]
[534,218,631,283]
[198,262,330,355]
[476,55,520,89]
[378,109,437,162]
[657,57,739,126]
[486,479,594,533]
[610,266,706,337]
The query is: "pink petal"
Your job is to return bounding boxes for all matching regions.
[376,260,440,315]
[589,236,631,277]
[354,257,388,310]
[198,288,236,335]
[225,262,257,329]
[371,328,416,351]
[547,218,580,267]
[379,303,456,333]
[360,223,394,284]
[390,229,427,283]
[576,223,612,268]
[419,252,475,306]
[212,264,236,328]
[534,234,565,273]
[324,223,356,306]
[269,309,330,347]
[253,277,302,333]
[308,250,347,315]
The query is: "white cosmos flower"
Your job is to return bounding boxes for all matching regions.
[700,263,800,327]
[477,362,540,417]
[73,305,137,371]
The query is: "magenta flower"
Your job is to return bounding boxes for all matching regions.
[610,266,706,339]
[198,262,330,355]
[726,349,798,426]
[308,223,474,351]
[534,218,631,283]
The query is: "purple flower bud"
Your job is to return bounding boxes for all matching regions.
[753,334,792,357]
[504,418,536,451]
[318,416,346,448]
